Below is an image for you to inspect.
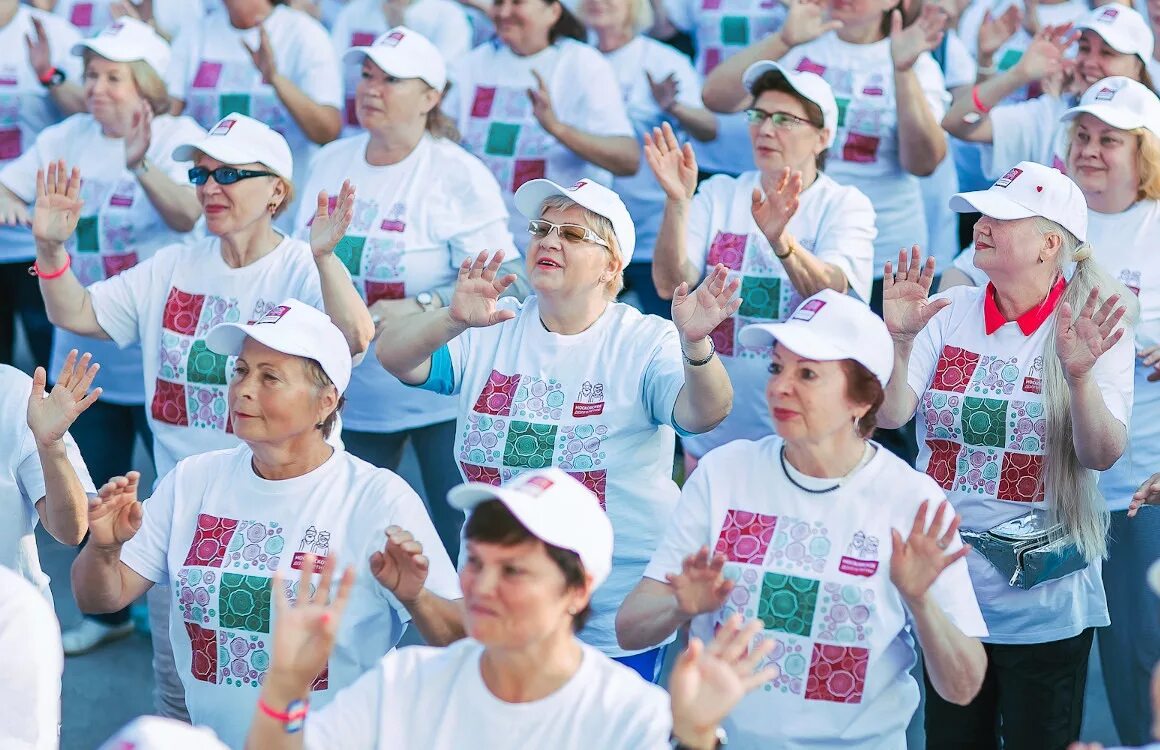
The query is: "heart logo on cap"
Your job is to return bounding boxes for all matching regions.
[1036,186,1043,192]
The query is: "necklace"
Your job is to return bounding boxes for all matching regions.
[779,446,841,494]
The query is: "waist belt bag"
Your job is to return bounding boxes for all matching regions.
[960,512,1087,590]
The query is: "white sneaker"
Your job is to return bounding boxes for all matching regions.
[62,618,134,656]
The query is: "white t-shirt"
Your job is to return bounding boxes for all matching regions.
[0,113,206,405]
[985,92,1072,181]
[0,565,63,750]
[601,35,704,260]
[663,0,787,174]
[680,171,876,457]
[645,436,987,749]
[119,445,461,750]
[420,296,687,656]
[86,235,325,480]
[305,639,670,749]
[293,132,515,433]
[0,8,82,264]
[166,4,342,218]
[779,33,950,273]
[0,365,95,599]
[54,0,208,38]
[443,39,635,249]
[330,0,471,134]
[907,284,1134,643]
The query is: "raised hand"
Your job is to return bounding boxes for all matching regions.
[24,16,53,81]
[672,264,742,344]
[889,500,970,604]
[778,0,844,48]
[26,349,101,449]
[110,0,155,23]
[882,246,949,340]
[124,100,154,172]
[33,161,84,245]
[1014,23,1077,83]
[88,472,143,549]
[1055,288,1127,383]
[669,616,778,747]
[267,555,355,693]
[448,250,519,328]
[369,526,429,605]
[527,70,560,135]
[665,546,734,617]
[309,180,356,259]
[1140,343,1160,382]
[243,25,279,84]
[977,6,1021,60]
[750,167,802,248]
[643,122,698,202]
[890,3,948,73]
[1128,472,1160,517]
[0,193,31,227]
[647,71,680,113]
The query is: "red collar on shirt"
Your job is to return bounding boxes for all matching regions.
[983,276,1066,336]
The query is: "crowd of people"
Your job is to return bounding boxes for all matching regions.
[1,0,1160,748]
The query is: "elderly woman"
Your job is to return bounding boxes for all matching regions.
[439,0,638,249]
[165,0,343,224]
[296,27,524,561]
[378,178,736,681]
[649,61,875,470]
[581,0,716,316]
[246,468,776,750]
[879,161,1136,748]
[617,290,988,747]
[71,298,459,750]
[0,16,204,654]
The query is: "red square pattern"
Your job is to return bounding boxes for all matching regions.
[924,439,961,491]
[707,232,747,271]
[192,61,223,89]
[805,644,869,703]
[703,49,722,75]
[350,32,376,46]
[714,509,778,564]
[473,370,521,416]
[567,470,607,510]
[102,252,139,278]
[70,3,94,27]
[930,346,981,393]
[365,281,405,305]
[461,462,502,486]
[842,133,881,164]
[345,96,358,127]
[0,128,21,160]
[151,378,189,427]
[512,160,546,191]
[709,317,735,357]
[182,513,240,568]
[998,452,1044,503]
[471,87,496,119]
[186,622,218,683]
[161,287,206,335]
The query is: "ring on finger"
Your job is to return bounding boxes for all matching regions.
[936,541,949,550]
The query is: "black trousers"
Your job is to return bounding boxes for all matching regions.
[0,260,52,369]
[923,628,1095,750]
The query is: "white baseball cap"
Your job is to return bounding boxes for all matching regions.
[449,468,614,589]
[738,289,894,387]
[204,299,352,393]
[98,717,229,750]
[1076,4,1154,63]
[514,178,637,263]
[1060,76,1160,139]
[343,26,447,91]
[741,60,838,147]
[949,160,1088,242]
[72,17,171,78]
[172,113,294,182]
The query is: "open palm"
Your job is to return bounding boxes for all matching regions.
[672,264,742,343]
[33,160,84,245]
[310,180,356,259]
[883,246,949,339]
[643,122,697,202]
[448,250,518,328]
[889,500,970,603]
[890,4,948,72]
[268,555,355,691]
[26,349,102,448]
[751,168,802,247]
[666,546,734,617]
[1055,289,1126,382]
[369,526,429,605]
[88,472,144,549]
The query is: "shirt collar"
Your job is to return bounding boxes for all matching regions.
[983,276,1066,336]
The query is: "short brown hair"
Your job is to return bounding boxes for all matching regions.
[840,360,885,438]
[748,70,829,171]
[302,357,344,438]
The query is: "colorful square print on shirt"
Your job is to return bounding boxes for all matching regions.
[463,86,551,193]
[695,2,786,75]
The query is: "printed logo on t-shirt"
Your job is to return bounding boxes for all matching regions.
[1021,355,1044,394]
[290,525,331,573]
[572,381,605,417]
[994,167,1023,188]
[1118,269,1141,296]
[838,530,880,577]
[794,58,827,76]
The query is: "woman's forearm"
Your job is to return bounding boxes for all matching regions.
[48,82,86,117]
[1067,373,1127,470]
[315,254,374,356]
[894,68,946,176]
[399,591,466,646]
[71,543,141,614]
[880,337,919,429]
[672,337,733,433]
[35,440,88,546]
[701,32,790,113]
[907,594,986,705]
[376,308,467,385]
[942,67,1033,141]
[270,74,342,145]
[779,233,849,298]
[652,199,700,301]
[549,125,640,176]
[670,104,719,143]
[136,161,201,232]
[35,240,111,339]
[246,680,309,750]
[615,580,692,651]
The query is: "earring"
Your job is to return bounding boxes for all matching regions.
[268,201,279,214]
[567,607,577,616]
[315,421,324,430]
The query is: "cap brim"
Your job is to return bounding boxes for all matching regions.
[447,482,504,511]
[948,190,1039,219]
[71,40,131,61]
[513,179,567,221]
[1060,103,1145,131]
[171,140,288,179]
[738,322,850,361]
[742,60,785,92]
[204,323,321,365]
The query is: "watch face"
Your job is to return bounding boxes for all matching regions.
[417,292,433,305]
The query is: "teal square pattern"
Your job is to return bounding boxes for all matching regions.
[334,235,366,277]
[739,276,782,319]
[961,397,1008,448]
[758,572,819,636]
[218,573,273,633]
[186,339,229,386]
[503,420,558,469]
[485,123,520,157]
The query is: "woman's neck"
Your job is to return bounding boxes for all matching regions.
[250,437,333,481]
[365,122,426,166]
[229,2,274,30]
[219,222,283,269]
[1084,185,1138,216]
[836,17,885,45]
[992,271,1059,321]
[537,292,609,335]
[594,25,634,53]
[480,629,583,703]
[509,37,552,57]
[783,431,867,479]
[0,3,19,29]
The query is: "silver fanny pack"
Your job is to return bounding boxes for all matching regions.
[960,512,1088,590]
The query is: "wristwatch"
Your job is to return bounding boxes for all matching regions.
[416,291,438,312]
[670,727,728,749]
[39,67,66,89]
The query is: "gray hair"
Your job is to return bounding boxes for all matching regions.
[302,358,344,438]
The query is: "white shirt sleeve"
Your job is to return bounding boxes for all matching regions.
[290,18,344,110]
[87,249,169,347]
[119,468,180,585]
[942,32,978,90]
[812,186,877,302]
[562,47,634,138]
[0,568,62,750]
[684,178,719,273]
[987,96,1055,181]
[165,26,196,103]
[0,120,69,203]
[1091,320,1135,429]
[905,295,951,402]
[304,660,382,750]
[641,323,687,429]
[383,478,462,608]
[661,0,694,33]
[431,156,517,261]
[15,429,95,508]
[914,54,950,121]
[643,454,716,582]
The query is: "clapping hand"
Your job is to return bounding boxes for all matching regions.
[890,2,948,73]
[647,72,680,113]
[1139,343,1160,382]
[778,0,844,48]
[977,6,1022,61]
[124,100,154,172]
[671,264,742,344]
[1128,473,1160,517]
[448,251,518,328]
[88,472,143,549]
[751,167,803,248]
[889,500,970,605]
[1014,23,1077,84]
[882,246,950,340]
[33,161,84,245]
[267,555,355,694]
[309,180,356,259]
[1054,287,1127,384]
[528,71,561,135]
[369,526,429,605]
[666,546,735,617]
[643,122,697,202]
[26,349,102,449]
[243,25,279,84]
[24,17,53,81]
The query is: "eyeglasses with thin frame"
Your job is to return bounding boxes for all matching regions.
[744,108,815,130]
[188,166,277,186]
[528,219,610,248]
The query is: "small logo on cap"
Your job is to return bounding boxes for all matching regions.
[106,21,125,34]
[1098,6,1118,20]
[1095,86,1116,101]
[994,167,1023,188]
[211,118,236,136]
[256,305,290,325]
[790,299,826,322]
[383,30,406,47]
[517,475,555,496]
[568,180,589,191]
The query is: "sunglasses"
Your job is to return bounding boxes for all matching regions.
[528,219,609,248]
[188,166,277,186]
[744,109,815,130]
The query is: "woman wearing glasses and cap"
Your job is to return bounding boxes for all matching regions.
[296,27,526,561]
[648,59,875,471]
[71,298,459,750]
[617,290,988,748]
[378,178,737,681]
[246,468,776,750]
[879,161,1135,748]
